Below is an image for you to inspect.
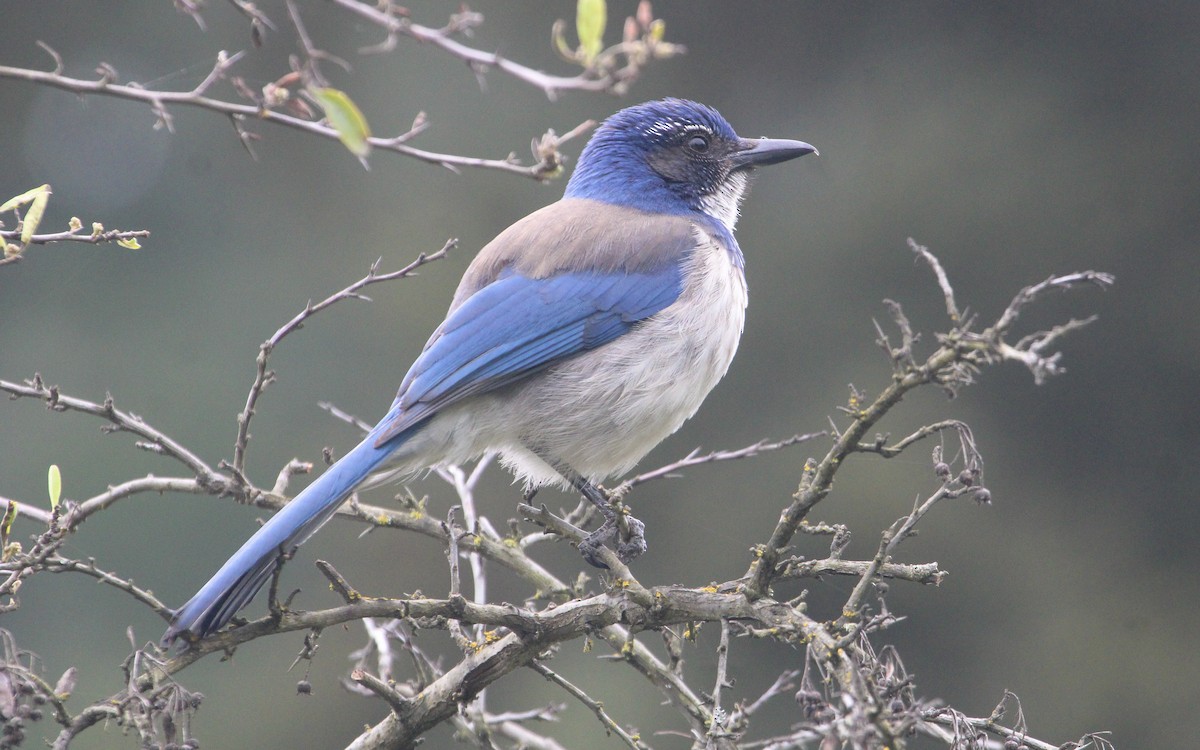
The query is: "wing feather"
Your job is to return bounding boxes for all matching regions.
[373,263,686,446]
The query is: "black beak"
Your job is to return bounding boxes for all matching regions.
[731,137,818,169]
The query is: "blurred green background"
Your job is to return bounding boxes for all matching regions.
[2,2,1196,748]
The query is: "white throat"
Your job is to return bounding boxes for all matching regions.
[698,171,749,232]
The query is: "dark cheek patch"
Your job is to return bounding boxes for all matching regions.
[647,150,693,182]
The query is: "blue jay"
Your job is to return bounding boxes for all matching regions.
[164,99,815,644]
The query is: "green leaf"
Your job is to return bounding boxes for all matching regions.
[117,237,142,250]
[0,184,50,214]
[1,184,52,246]
[312,87,372,164]
[648,18,666,43]
[576,0,607,65]
[1,501,15,547]
[22,185,50,245]
[48,465,62,511]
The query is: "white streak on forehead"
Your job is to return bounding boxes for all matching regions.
[644,118,713,137]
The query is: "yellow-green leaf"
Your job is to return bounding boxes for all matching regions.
[117,237,141,250]
[22,186,50,245]
[576,0,606,65]
[648,18,666,43]
[312,87,372,163]
[0,184,51,214]
[1,501,15,541]
[48,465,62,511]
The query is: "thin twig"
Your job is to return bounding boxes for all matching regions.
[705,619,733,747]
[909,238,960,322]
[612,432,824,496]
[0,226,150,247]
[743,244,1112,600]
[851,419,973,459]
[0,375,226,487]
[42,556,171,615]
[0,59,577,177]
[286,0,349,88]
[529,661,651,750]
[232,241,455,474]
[437,456,495,647]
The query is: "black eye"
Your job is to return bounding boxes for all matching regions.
[687,134,710,153]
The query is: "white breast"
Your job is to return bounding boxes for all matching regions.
[493,225,748,486]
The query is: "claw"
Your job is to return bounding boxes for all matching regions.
[615,515,646,563]
[577,510,646,567]
[579,520,617,568]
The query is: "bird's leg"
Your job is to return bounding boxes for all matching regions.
[540,458,646,567]
[576,475,646,568]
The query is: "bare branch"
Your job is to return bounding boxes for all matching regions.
[232,241,455,474]
[852,418,975,460]
[705,619,735,746]
[42,556,171,615]
[36,40,64,74]
[317,401,374,433]
[271,458,314,496]
[0,57,579,178]
[529,661,651,750]
[909,237,960,322]
[286,0,349,88]
[992,271,1114,336]
[349,666,412,714]
[613,432,824,495]
[224,0,277,45]
[730,669,800,725]
[779,557,946,586]
[743,243,1111,599]
[0,375,226,486]
[0,225,149,248]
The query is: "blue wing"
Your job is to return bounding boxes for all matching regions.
[374,263,685,446]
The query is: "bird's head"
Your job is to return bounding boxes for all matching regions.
[565,98,816,231]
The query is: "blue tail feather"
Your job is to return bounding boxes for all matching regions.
[163,433,396,644]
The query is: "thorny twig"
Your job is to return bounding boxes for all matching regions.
[744,242,1111,600]
[233,241,455,475]
[529,661,650,750]
[0,52,582,178]
[612,432,825,496]
[0,224,150,267]
[0,375,229,492]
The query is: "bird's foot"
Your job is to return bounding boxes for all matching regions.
[578,522,616,568]
[578,503,646,568]
[614,513,646,562]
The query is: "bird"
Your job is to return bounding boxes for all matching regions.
[164,98,815,644]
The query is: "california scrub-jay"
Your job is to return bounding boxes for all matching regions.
[164,98,815,644]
